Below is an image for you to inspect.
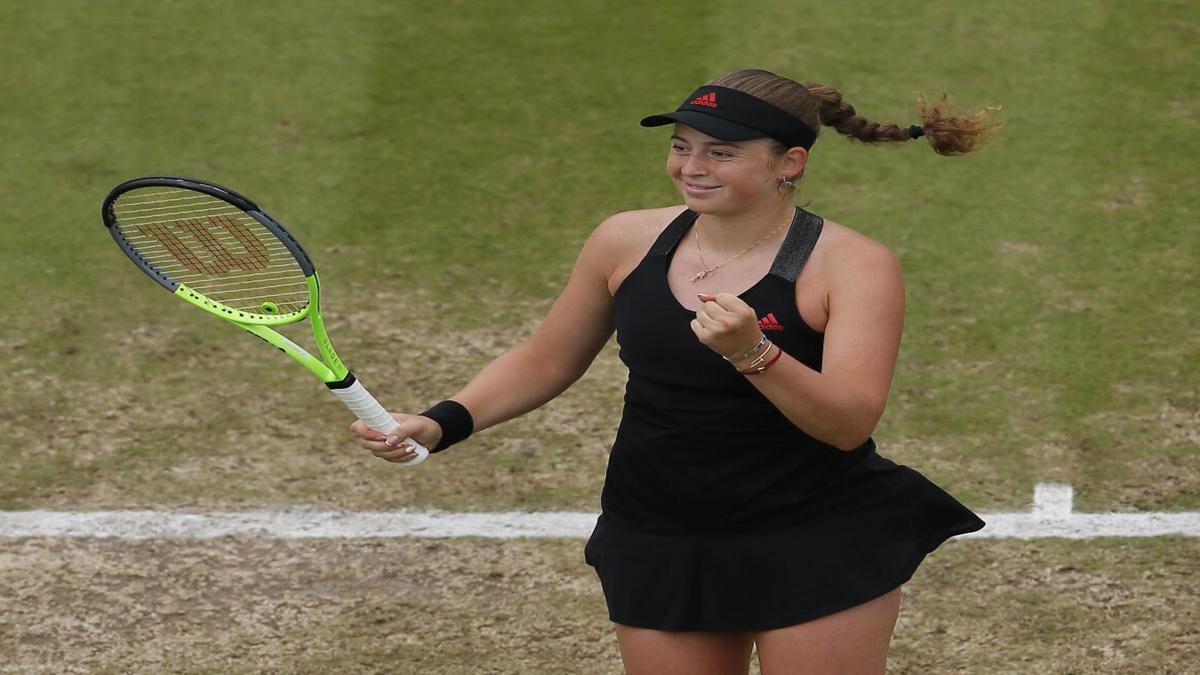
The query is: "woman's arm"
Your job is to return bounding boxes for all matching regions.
[352,212,646,461]
[693,238,905,450]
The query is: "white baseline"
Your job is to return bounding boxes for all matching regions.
[0,484,1196,540]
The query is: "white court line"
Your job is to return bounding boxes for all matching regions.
[0,484,1196,539]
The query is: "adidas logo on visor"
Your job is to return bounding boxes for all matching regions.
[689,92,718,108]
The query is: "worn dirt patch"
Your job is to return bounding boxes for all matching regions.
[0,537,617,674]
[1,291,626,512]
[1,537,1196,673]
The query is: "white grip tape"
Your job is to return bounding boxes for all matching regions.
[329,379,429,466]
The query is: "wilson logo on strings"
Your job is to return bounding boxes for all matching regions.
[137,215,271,275]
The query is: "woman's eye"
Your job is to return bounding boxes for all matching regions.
[709,150,732,159]
[671,144,689,153]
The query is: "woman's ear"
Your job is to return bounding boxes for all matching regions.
[783,146,809,179]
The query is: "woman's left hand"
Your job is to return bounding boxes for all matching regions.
[690,292,764,360]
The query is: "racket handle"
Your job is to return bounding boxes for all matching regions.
[327,374,429,466]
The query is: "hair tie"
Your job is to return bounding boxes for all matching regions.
[907,124,925,139]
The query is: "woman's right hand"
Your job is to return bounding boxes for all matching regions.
[350,413,443,464]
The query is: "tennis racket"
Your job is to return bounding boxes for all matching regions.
[101,176,429,465]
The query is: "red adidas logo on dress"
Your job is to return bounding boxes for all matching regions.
[689,92,718,108]
[758,313,783,331]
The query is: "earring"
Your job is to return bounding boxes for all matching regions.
[779,177,795,190]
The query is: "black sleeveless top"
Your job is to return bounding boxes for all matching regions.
[602,206,880,534]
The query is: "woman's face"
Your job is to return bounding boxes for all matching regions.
[665,123,804,216]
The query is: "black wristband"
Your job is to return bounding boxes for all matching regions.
[419,400,474,453]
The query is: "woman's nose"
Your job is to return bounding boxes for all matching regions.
[680,154,706,176]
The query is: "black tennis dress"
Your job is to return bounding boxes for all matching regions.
[583,206,986,632]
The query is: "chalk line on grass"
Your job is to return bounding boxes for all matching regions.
[0,484,1196,539]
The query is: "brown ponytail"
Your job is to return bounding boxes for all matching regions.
[708,69,1003,156]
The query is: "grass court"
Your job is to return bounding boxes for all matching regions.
[0,1,1196,672]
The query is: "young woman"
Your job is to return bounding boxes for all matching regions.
[351,69,1001,674]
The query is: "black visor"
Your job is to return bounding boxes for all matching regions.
[640,85,818,150]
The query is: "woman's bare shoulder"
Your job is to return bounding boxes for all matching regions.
[593,205,688,295]
[592,205,687,263]
[816,217,901,270]
[595,205,688,243]
[812,218,904,329]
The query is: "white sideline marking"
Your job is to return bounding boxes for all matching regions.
[0,509,599,540]
[0,484,1196,539]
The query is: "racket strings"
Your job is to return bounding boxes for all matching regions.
[113,188,310,315]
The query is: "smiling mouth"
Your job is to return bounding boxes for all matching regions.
[684,182,721,191]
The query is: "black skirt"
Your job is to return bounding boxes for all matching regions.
[583,452,986,632]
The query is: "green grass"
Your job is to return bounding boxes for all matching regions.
[1,4,1198,673]
[0,0,1196,514]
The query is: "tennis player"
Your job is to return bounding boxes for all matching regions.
[352,68,1000,674]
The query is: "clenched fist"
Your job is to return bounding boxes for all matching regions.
[689,292,765,361]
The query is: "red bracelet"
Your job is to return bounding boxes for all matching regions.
[739,344,784,375]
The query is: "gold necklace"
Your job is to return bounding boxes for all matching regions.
[690,210,794,283]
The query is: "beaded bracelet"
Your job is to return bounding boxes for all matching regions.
[722,334,768,363]
[739,343,784,375]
